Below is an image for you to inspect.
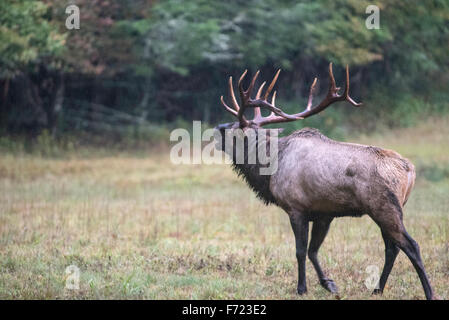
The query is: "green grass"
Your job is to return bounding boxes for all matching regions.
[0,117,448,299]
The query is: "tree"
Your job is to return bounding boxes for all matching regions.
[0,0,65,132]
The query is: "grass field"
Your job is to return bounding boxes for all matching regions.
[1,117,448,300]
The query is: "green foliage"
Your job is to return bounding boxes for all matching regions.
[0,0,65,78]
[123,0,448,130]
[418,162,449,182]
[379,0,449,91]
[306,0,389,66]
[134,0,391,73]
[0,0,448,138]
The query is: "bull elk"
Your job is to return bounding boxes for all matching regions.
[215,63,435,299]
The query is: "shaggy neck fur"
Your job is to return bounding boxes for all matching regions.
[229,128,325,206]
[229,130,278,205]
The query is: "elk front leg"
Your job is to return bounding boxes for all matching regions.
[308,218,338,293]
[289,213,309,295]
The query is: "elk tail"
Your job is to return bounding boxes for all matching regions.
[403,164,416,206]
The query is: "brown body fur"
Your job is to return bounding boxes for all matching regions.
[270,128,415,216]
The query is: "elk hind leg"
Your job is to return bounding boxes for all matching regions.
[373,230,399,295]
[371,203,434,300]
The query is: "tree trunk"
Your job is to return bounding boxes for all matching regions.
[48,73,65,136]
[0,78,10,131]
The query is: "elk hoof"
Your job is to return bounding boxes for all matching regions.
[297,287,308,295]
[372,288,382,295]
[320,278,338,293]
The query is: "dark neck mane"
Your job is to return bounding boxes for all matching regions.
[228,127,324,206]
[229,132,278,205]
[231,162,277,205]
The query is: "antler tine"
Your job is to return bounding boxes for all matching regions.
[328,63,337,93]
[269,90,277,116]
[343,65,362,107]
[236,70,260,127]
[255,81,266,99]
[238,69,248,86]
[306,77,318,111]
[347,95,362,107]
[247,70,260,97]
[259,90,277,119]
[264,69,281,101]
[220,74,247,121]
[220,96,238,116]
[343,65,349,98]
[237,69,259,99]
[254,81,266,118]
[271,90,277,105]
[238,69,248,104]
[228,76,240,111]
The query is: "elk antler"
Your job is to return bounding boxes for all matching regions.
[220,63,362,128]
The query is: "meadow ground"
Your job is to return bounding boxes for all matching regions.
[0,117,448,299]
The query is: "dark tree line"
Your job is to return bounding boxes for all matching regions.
[0,0,448,140]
